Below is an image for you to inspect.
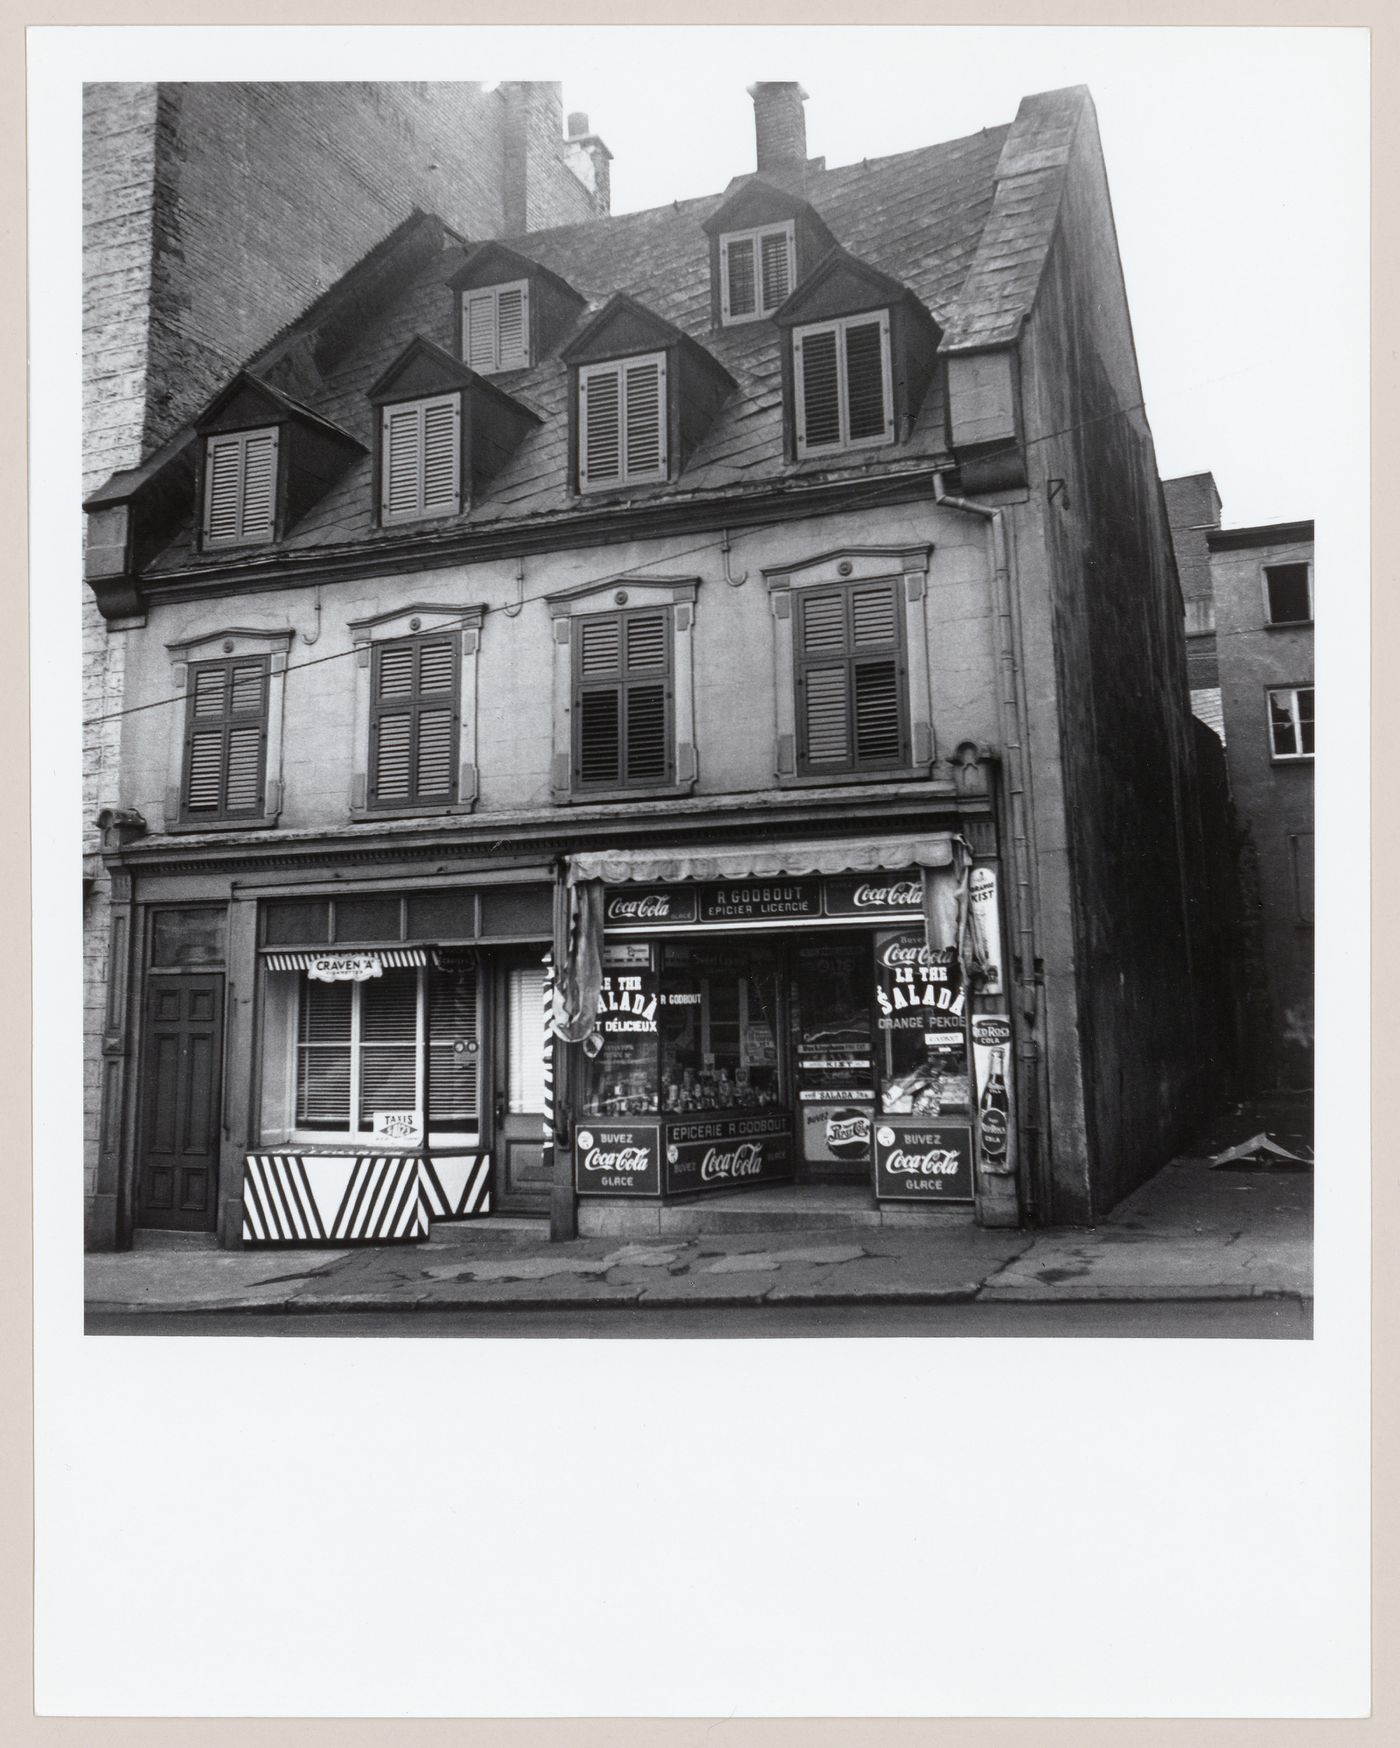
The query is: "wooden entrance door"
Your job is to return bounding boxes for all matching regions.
[137,973,224,1232]
[493,954,551,1213]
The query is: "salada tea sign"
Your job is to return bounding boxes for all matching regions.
[574,1123,662,1196]
[874,1121,974,1201]
[875,930,965,1034]
[971,1014,1015,1176]
[664,1115,795,1195]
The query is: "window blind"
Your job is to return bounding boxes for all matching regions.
[507,964,547,1115]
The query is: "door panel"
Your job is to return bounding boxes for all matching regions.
[494,956,551,1212]
[137,973,225,1232]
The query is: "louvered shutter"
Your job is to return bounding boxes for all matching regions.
[759,228,793,312]
[381,395,461,523]
[623,356,666,481]
[573,607,672,789]
[464,290,498,371]
[579,354,667,491]
[796,327,841,453]
[182,656,269,819]
[429,961,479,1125]
[370,635,460,810]
[580,364,621,487]
[724,235,757,320]
[495,282,529,370]
[845,316,893,443]
[795,581,905,774]
[204,428,279,545]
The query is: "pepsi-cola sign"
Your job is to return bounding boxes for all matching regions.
[874,1121,974,1201]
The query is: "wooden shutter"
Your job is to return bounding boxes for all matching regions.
[203,428,279,546]
[573,607,672,788]
[381,395,461,523]
[369,634,460,809]
[723,235,757,321]
[182,655,269,819]
[463,281,530,373]
[795,581,905,774]
[579,354,667,491]
[845,315,893,443]
[759,228,793,312]
[795,326,841,453]
[794,314,894,455]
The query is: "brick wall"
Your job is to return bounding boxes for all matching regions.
[81,80,605,1230]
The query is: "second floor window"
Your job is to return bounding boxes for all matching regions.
[1268,686,1314,761]
[182,656,270,821]
[573,607,672,790]
[578,354,668,492]
[1264,563,1313,625]
[720,221,795,324]
[462,280,530,374]
[369,634,460,809]
[380,394,462,525]
[794,579,907,775]
[793,312,894,457]
[203,427,279,547]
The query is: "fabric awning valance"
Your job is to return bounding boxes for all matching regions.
[264,946,429,981]
[566,834,956,887]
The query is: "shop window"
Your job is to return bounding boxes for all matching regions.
[262,961,479,1143]
[180,655,270,823]
[577,353,668,492]
[507,964,548,1115]
[203,427,279,547]
[1264,563,1313,626]
[794,580,908,774]
[151,908,227,968]
[572,607,673,791]
[792,312,894,456]
[1268,686,1314,760]
[462,279,531,374]
[379,393,462,525]
[263,898,331,946]
[719,221,795,325]
[368,634,461,811]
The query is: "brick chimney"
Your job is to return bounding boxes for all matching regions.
[748,82,808,177]
[566,110,613,215]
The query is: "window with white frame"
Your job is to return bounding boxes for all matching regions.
[271,961,480,1140]
[1263,562,1313,626]
[578,353,668,491]
[793,312,895,456]
[720,221,795,325]
[380,393,462,525]
[203,427,279,547]
[462,280,531,374]
[1267,686,1314,760]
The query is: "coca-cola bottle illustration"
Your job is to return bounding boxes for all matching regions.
[978,1047,1010,1166]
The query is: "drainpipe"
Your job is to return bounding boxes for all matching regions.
[932,471,1048,1225]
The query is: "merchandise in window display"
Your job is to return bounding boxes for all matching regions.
[659,940,786,1115]
[875,929,969,1118]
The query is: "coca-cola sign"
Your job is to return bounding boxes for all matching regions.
[574,1124,661,1197]
[874,1121,974,1202]
[603,887,697,926]
[824,871,924,917]
[664,1115,795,1195]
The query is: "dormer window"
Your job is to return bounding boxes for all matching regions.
[578,354,668,492]
[793,312,894,455]
[462,280,531,374]
[203,427,279,547]
[720,221,795,325]
[380,393,462,525]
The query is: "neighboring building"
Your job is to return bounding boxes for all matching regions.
[1208,518,1315,1091]
[1164,471,1225,738]
[82,81,611,1240]
[84,81,1231,1253]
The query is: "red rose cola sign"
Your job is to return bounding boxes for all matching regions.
[873,1121,974,1201]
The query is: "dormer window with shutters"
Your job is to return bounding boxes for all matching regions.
[561,295,735,499]
[192,373,363,556]
[348,603,484,821]
[368,336,540,530]
[764,546,936,786]
[547,576,701,802]
[774,249,942,462]
[462,280,531,374]
[719,221,795,325]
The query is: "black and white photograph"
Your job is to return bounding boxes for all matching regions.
[29,15,1371,1725]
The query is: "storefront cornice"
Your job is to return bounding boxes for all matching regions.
[124,470,950,609]
[105,781,990,879]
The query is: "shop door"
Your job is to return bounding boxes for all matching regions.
[136,973,224,1232]
[493,954,551,1213]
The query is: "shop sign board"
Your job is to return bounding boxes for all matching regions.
[875,930,965,1034]
[823,873,924,918]
[873,1121,974,1201]
[801,1103,874,1165]
[698,880,821,923]
[971,1015,1015,1176]
[604,887,698,928]
[966,866,1004,994]
[664,1115,795,1195]
[602,869,933,931]
[372,1109,423,1144]
[574,1123,662,1196]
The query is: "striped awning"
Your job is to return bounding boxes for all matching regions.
[264,946,429,981]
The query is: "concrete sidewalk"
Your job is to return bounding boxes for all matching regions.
[85,1113,1313,1319]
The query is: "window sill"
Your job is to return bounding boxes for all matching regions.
[776,765,934,789]
[351,802,476,822]
[557,781,695,805]
[1270,755,1315,766]
[1264,619,1314,630]
[166,813,280,835]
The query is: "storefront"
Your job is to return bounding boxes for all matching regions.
[554,836,1018,1223]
